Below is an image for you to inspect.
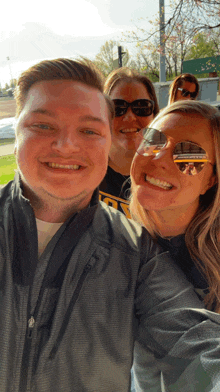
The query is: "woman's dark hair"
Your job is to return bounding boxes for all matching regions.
[168,73,199,105]
[104,67,160,117]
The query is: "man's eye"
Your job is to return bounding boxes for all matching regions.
[31,124,53,131]
[83,129,97,135]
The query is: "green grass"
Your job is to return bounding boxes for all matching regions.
[0,138,15,146]
[0,154,17,184]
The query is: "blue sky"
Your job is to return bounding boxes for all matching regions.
[0,0,160,86]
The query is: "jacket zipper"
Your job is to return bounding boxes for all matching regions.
[19,263,92,391]
[49,263,92,360]
[27,316,35,339]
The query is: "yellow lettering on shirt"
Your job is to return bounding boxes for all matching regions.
[99,191,131,219]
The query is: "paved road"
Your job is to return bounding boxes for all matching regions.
[0,143,15,156]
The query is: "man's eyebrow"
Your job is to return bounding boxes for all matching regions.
[31,109,57,118]
[79,115,106,124]
[30,111,105,124]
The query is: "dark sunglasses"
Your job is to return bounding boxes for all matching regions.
[177,88,197,99]
[137,128,214,175]
[113,99,154,117]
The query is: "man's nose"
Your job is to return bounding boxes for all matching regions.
[51,132,80,155]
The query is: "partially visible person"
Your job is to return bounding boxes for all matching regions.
[168,73,199,105]
[99,67,159,217]
[130,100,220,391]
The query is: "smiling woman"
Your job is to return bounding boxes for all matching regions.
[99,67,159,217]
[130,100,220,312]
[130,99,220,392]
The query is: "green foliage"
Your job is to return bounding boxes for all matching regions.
[94,40,129,77]
[186,33,216,60]
[0,155,17,185]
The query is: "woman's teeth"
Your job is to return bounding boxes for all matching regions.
[145,175,173,190]
[47,162,80,170]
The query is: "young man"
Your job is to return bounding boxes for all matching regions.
[1,58,220,392]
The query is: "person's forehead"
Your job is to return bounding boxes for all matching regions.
[153,112,212,144]
[110,80,150,100]
[23,80,108,117]
[181,81,196,91]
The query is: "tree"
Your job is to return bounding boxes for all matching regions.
[94,40,129,77]
[122,0,220,77]
[186,30,220,60]
[163,0,220,37]
[10,79,17,88]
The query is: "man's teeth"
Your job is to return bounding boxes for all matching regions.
[120,128,140,133]
[47,162,80,170]
[145,175,173,190]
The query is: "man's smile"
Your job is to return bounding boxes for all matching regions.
[47,162,81,170]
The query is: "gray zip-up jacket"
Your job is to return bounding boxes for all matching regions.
[1,176,220,392]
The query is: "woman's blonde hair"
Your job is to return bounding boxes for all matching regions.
[130,100,220,312]
[168,73,199,105]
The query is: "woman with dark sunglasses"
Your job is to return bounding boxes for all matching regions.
[99,67,159,217]
[130,100,220,390]
[168,73,199,105]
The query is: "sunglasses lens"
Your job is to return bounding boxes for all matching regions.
[173,142,208,175]
[181,89,190,97]
[113,99,154,117]
[114,107,127,117]
[137,128,167,156]
[113,100,128,117]
[190,92,197,99]
[181,89,197,99]
[137,131,209,175]
[132,100,154,117]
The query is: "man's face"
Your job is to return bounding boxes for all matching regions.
[15,80,111,206]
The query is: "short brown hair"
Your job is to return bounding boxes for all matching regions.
[104,67,160,117]
[14,57,114,124]
[168,73,199,105]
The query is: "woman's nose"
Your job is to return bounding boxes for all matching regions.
[151,148,173,169]
[122,107,137,121]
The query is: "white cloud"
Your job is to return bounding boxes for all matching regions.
[1,0,117,37]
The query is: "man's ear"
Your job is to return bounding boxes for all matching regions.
[200,173,217,195]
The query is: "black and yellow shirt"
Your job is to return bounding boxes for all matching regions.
[99,166,131,218]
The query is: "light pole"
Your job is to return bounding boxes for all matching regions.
[159,0,166,82]
[118,46,126,68]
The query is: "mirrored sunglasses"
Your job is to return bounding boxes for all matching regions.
[178,88,197,99]
[113,99,154,117]
[137,128,213,175]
